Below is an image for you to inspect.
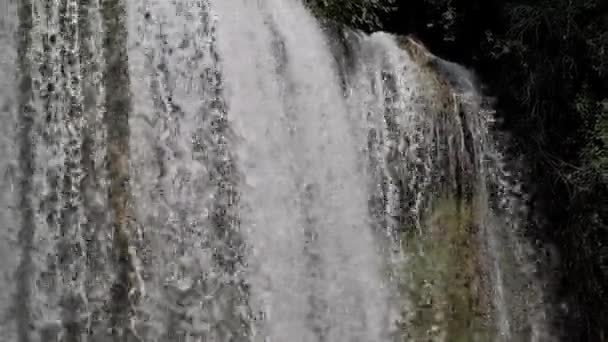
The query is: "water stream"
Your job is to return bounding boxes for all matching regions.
[0,0,552,341]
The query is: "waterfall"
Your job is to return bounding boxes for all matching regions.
[0,0,553,341]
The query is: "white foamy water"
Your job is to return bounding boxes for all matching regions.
[0,0,552,341]
[213,1,391,340]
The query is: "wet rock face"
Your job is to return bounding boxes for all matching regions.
[394,196,490,342]
[338,31,552,341]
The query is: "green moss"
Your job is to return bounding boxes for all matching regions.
[395,197,492,341]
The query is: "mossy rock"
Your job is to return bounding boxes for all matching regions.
[395,197,492,341]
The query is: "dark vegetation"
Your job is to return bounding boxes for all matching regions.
[306,0,608,340]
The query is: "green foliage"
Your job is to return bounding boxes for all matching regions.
[577,93,608,184]
[303,0,396,31]
[481,2,608,337]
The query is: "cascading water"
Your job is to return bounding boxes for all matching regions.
[337,33,554,341]
[0,0,554,341]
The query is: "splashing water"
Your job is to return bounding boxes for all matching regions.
[0,0,553,341]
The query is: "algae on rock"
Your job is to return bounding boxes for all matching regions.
[395,197,492,342]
